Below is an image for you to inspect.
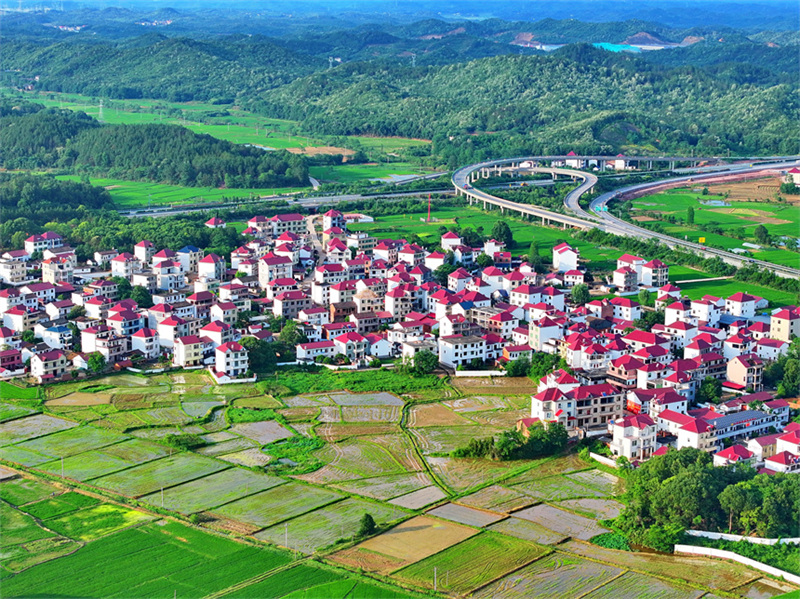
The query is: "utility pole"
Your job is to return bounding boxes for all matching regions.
[434,567,437,591]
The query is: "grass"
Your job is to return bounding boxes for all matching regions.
[0,520,293,598]
[55,175,303,209]
[1,501,56,547]
[213,482,342,529]
[675,277,797,307]
[310,162,427,184]
[394,531,550,595]
[263,368,445,398]
[43,503,153,542]
[0,477,59,506]
[0,382,40,400]
[20,492,99,520]
[88,453,229,497]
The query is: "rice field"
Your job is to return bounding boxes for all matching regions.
[513,505,610,541]
[427,503,505,528]
[487,517,570,545]
[0,477,59,506]
[0,414,78,446]
[457,485,535,513]
[230,420,294,445]
[331,472,435,501]
[140,468,285,514]
[88,453,229,497]
[0,403,36,423]
[20,492,98,520]
[472,552,623,599]
[582,571,704,599]
[213,482,342,529]
[394,532,550,595]
[14,426,128,459]
[389,486,449,510]
[255,497,408,554]
[426,455,531,493]
[510,474,609,501]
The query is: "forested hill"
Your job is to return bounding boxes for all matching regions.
[0,102,309,189]
[2,35,324,102]
[247,48,799,157]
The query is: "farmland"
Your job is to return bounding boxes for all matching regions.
[0,369,792,598]
[628,185,800,268]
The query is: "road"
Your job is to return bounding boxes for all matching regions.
[452,155,800,279]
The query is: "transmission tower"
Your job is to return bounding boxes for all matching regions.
[410,53,416,68]
[328,56,334,69]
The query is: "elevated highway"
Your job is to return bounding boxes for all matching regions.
[452,155,800,279]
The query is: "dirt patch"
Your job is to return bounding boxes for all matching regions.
[46,393,112,406]
[707,207,793,225]
[316,422,400,443]
[631,215,658,222]
[408,403,473,427]
[103,185,124,190]
[286,145,355,157]
[329,515,478,574]
[706,176,800,204]
[451,378,537,395]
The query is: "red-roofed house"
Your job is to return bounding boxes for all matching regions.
[610,413,657,460]
[713,445,754,467]
[214,341,249,378]
[30,349,68,383]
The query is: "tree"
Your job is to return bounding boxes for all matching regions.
[412,350,438,376]
[686,206,695,224]
[357,513,376,537]
[637,289,653,307]
[129,285,153,309]
[490,220,513,249]
[111,276,133,300]
[432,263,458,286]
[476,253,494,268]
[571,283,590,305]
[87,352,106,373]
[278,320,308,346]
[697,377,722,404]
[21,330,35,344]
[67,305,86,320]
[754,224,769,245]
[239,336,277,373]
[506,357,531,377]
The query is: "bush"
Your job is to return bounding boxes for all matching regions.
[358,513,376,537]
[227,407,282,424]
[591,533,631,551]
[164,434,207,450]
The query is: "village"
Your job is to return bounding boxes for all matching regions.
[0,206,798,476]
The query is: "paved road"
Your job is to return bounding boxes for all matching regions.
[452,155,800,279]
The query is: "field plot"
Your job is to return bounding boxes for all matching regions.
[298,438,410,484]
[1,501,56,547]
[283,394,334,407]
[45,503,154,541]
[182,401,223,418]
[504,455,591,484]
[407,403,474,427]
[458,485,535,513]
[231,420,294,444]
[331,472,434,501]
[330,515,478,575]
[1,537,79,573]
[0,444,53,466]
[218,448,273,467]
[410,425,505,455]
[232,395,283,409]
[316,422,400,442]
[317,406,342,423]
[99,438,170,463]
[329,392,403,406]
[197,437,257,457]
[340,405,402,423]
[1,520,293,599]
[473,552,623,599]
[732,578,799,599]
[0,477,58,505]
[390,486,448,509]
[564,469,620,495]
[255,497,407,554]
[487,517,569,545]
[21,492,98,520]
[46,392,113,406]
[557,498,624,520]
[89,453,228,497]
[0,403,36,422]
[213,482,342,529]
[277,407,320,422]
[583,571,704,599]
[561,540,761,591]
[427,503,505,528]
[466,410,529,428]
[15,426,127,458]
[141,468,285,514]
[427,456,529,493]
[395,532,550,595]
[514,505,609,540]
[0,381,40,400]
[510,474,608,501]
[443,395,515,413]
[0,414,77,446]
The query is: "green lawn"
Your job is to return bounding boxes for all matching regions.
[310,162,428,184]
[54,175,303,209]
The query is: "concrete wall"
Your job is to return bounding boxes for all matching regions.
[589,452,619,468]
[685,530,800,546]
[453,370,507,377]
[674,545,800,585]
